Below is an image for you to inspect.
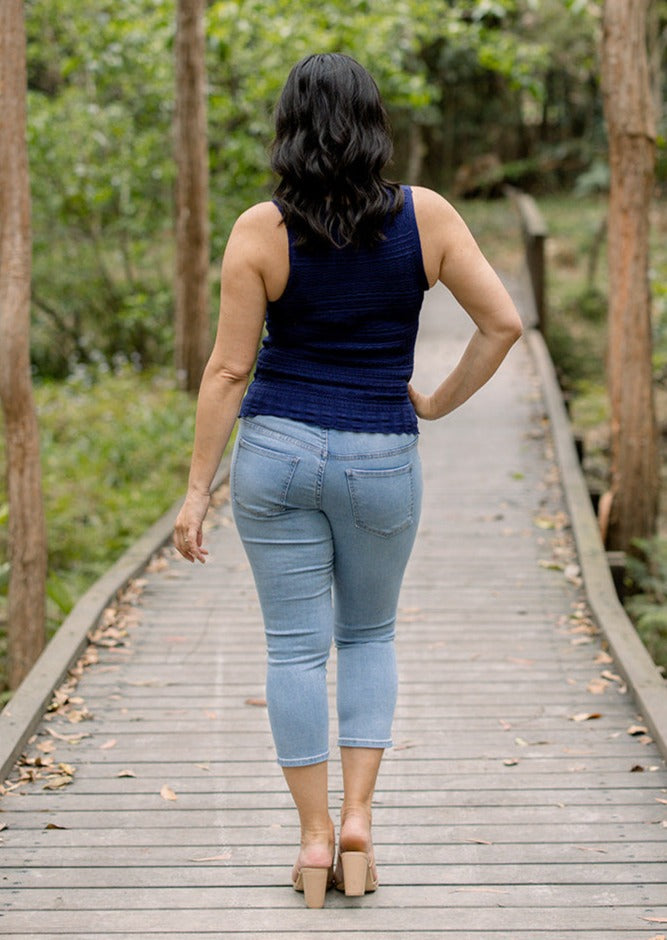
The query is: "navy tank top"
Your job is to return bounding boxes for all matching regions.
[239,185,429,434]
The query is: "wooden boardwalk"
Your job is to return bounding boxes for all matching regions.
[1,283,666,938]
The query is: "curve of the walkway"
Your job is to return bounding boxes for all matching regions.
[1,283,666,938]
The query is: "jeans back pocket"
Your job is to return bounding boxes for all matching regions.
[232,438,299,517]
[345,463,414,537]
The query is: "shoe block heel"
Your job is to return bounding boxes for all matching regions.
[299,867,330,909]
[340,852,371,897]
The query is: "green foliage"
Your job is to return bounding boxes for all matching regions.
[0,368,198,694]
[26,0,177,377]
[574,160,610,197]
[651,258,667,387]
[545,316,601,391]
[624,538,667,671]
[537,194,607,390]
[24,0,605,377]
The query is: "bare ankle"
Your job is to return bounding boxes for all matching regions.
[300,818,335,847]
[341,803,372,825]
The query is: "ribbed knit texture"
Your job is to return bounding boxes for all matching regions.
[239,186,429,433]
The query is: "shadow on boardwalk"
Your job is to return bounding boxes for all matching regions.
[1,283,666,938]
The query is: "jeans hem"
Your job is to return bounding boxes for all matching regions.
[276,749,330,768]
[337,737,393,749]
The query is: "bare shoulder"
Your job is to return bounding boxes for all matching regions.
[410,187,472,286]
[411,186,466,228]
[224,201,288,300]
[223,201,286,259]
[231,200,283,237]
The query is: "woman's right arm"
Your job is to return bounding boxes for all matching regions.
[173,202,285,562]
[409,187,523,421]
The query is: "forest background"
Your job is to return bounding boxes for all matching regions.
[1,0,666,701]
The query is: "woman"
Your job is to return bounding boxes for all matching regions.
[174,52,522,908]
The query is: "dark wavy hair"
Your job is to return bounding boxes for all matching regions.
[271,53,404,250]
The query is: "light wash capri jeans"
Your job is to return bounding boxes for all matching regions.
[230,415,422,767]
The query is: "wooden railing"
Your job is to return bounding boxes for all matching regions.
[506,186,548,333]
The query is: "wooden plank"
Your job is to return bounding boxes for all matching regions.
[3,787,663,811]
[4,756,658,778]
[3,741,652,764]
[4,771,659,793]
[35,715,644,736]
[0,805,663,828]
[0,905,663,932]
[1,935,657,940]
[4,882,667,911]
[0,934,653,940]
[3,842,666,868]
[3,863,666,890]
[2,821,661,847]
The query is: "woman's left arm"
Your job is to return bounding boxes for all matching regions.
[173,207,272,563]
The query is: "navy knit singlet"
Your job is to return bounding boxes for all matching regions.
[239,185,429,434]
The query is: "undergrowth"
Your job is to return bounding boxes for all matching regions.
[0,365,199,703]
[624,538,667,671]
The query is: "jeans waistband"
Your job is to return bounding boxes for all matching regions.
[239,415,418,460]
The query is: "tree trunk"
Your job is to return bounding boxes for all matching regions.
[601,0,659,552]
[406,124,425,186]
[174,0,211,393]
[0,0,48,688]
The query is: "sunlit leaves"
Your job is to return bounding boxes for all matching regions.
[23,0,603,376]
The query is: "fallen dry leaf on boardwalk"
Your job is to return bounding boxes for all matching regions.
[570,712,602,722]
[47,729,89,743]
[36,739,56,753]
[627,724,649,736]
[452,887,507,894]
[43,771,75,790]
[601,669,624,684]
[538,559,563,571]
[189,853,232,862]
[160,784,178,801]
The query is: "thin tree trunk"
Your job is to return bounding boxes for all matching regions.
[0,0,48,688]
[174,0,211,393]
[601,0,659,551]
[406,123,425,186]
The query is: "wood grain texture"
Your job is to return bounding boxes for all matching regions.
[1,283,666,936]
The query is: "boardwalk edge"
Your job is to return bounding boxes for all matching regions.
[0,458,231,783]
[527,328,667,761]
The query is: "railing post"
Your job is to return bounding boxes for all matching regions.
[506,187,548,333]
